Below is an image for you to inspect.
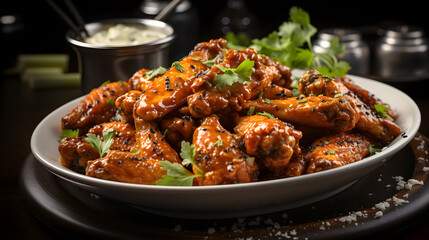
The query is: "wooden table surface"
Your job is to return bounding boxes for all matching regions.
[1,74,429,239]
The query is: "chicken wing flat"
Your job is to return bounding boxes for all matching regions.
[299,69,400,143]
[59,121,136,173]
[233,115,302,174]
[86,150,167,184]
[244,95,360,132]
[134,38,226,121]
[192,115,259,185]
[61,81,130,134]
[286,133,371,176]
[187,48,281,118]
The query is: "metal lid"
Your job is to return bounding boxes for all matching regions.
[318,28,361,42]
[385,25,424,39]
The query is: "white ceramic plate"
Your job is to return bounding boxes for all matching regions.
[31,74,421,219]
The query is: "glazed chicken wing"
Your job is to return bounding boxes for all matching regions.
[286,133,371,177]
[233,115,302,175]
[244,95,360,132]
[85,150,167,184]
[134,38,226,121]
[159,114,197,152]
[61,81,130,134]
[58,121,136,173]
[128,68,151,91]
[187,48,281,118]
[115,90,142,123]
[192,115,259,185]
[299,69,400,143]
[85,118,181,183]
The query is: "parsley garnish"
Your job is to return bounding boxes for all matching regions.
[60,129,79,140]
[214,139,223,147]
[247,106,255,116]
[326,150,336,155]
[213,59,254,90]
[144,66,167,80]
[172,61,184,72]
[85,128,115,158]
[374,104,394,121]
[191,57,202,61]
[369,144,382,156]
[156,141,205,186]
[225,6,350,77]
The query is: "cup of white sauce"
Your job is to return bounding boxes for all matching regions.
[66,18,175,93]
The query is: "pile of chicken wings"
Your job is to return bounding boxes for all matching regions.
[58,38,400,185]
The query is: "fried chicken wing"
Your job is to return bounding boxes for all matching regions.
[128,68,152,91]
[233,115,302,174]
[59,121,136,172]
[134,38,226,121]
[85,150,167,184]
[61,81,130,134]
[192,115,259,185]
[84,118,181,184]
[187,48,281,118]
[159,114,196,152]
[299,69,400,143]
[244,96,360,132]
[286,133,371,176]
[115,90,141,123]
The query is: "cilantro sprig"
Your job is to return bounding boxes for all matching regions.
[85,128,115,158]
[225,6,350,77]
[156,141,204,186]
[143,66,167,80]
[213,59,254,90]
[374,104,394,121]
[60,129,79,140]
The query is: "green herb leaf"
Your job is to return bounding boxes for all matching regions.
[247,106,255,116]
[374,104,394,121]
[213,59,254,90]
[224,32,251,50]
[180,141,204,174]
[298,98,308,104]
[60,129,79,140]
[369,144,382,156]
[85,128,115,158]
[291,88,301,97]
[214,139,223,147]
[107,98,115,107]
[191,57,202,61]
[256,112,276,119]
[172,61,184,72]
[326,150,336,155]
[144,66,167,80]
[156,161,202,186]
[130,148,140,154]
[202,58,216,68]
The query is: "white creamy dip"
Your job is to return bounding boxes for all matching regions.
[85,24,167,47]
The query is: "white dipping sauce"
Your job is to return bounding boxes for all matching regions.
[85,24,167,47]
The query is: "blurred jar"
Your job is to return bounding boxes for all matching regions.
[375,25,429,78]
[313,28,370,75]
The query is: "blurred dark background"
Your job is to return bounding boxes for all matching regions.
[1,0,429,71]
